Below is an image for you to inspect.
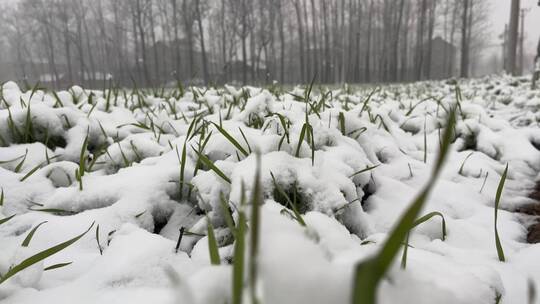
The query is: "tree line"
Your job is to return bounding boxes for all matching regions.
[0,0,491,88]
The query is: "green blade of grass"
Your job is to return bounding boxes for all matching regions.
[206,216,221,265]
[23,101,33,143]
[494,164,508,262]
[249,152,262,304]
[349,165,380,178]
[0,222,94,285]
[176,143,188,200]
[339,112,346,134]
[193,149,231,184]
[44,262,73,271]
[295,123,308,157]
[19,162,44,182]
[96,224,103,255]
[219,192,236,237]
[79,133,89,176]
[28,207,76,215]
[0,154,26,165]
[232,182,247,304]
[458,152,474,175]
[21,221,48,247]
[352,107,456,304]
[270,172,306,226]
[238,127,252,154]
[412,211,447,241]
[401,211,447,269]
[0,214,16,226]
[14,149,28,173]
[211,122,248,157]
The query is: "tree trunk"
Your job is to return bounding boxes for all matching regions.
[415,0,427,80]
[278,0,285,83]
[195,0,209,85]
[310,0,319,81]
[364,0,373,82]
[392,0,406,82]
[293,0,306,83]
[424,0,437,79]
[149,1,160,85]
[507,0,520,75]
[171,0,182,82]
[460,0,470,78]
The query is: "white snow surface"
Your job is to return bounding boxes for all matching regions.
[1,75,540,303]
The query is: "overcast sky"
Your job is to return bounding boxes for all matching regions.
[490,0,540,55]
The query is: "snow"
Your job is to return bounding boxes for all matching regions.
[1,74,540,303]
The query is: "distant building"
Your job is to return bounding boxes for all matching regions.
[429,36,456,80]
[146,38,210,85]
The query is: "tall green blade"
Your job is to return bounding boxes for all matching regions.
[494,164,508,262]
[206,216,221,265]
[249,152,262,304]
[352,108,456,304]
[0,222,94,285]
[232,182,247,304]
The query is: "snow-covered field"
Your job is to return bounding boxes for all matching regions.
[1,76,540,304]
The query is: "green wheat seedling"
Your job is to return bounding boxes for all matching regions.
[176,116,198,200]
[352,107,455,304]
[270,172,306,226]
[14,149,29,173]
[349,165,380,179]
[43,262,73,271]
[339,112,346,135]
[26,82,41,105]
[238,128,252,154]
[117,143,130,167]
[219,192,236,236]
[7,107,23,142]
[175,144,188,200]
[274,113,290,150]
[232,182,247,304]
[480,171,489,193]
[401,212,447,269]
[21,221,48,247]
[294,122,315,166]
[75,133,89,191]
[359,87,380,115]
[249,152,262,304]
[0,222,94,285]
[0,214,16,226]
[494,164,508,262]
[206,215,221,265]
[188,128,213,198]
[28,205,75,215]
[194,150,231,184]
[96,224,103,255]
[23,101,34,143]
[458,152,474,175]
[0,152,26,167]
[212,122,249,157]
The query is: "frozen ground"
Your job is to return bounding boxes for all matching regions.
[1,76,540,303]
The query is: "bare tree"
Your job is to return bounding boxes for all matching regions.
[507,0,520,75]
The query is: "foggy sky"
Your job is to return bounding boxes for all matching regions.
[491,0,540,55]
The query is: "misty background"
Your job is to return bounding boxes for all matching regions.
[0,0,538,89]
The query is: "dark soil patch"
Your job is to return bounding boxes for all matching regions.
[518,183,540,243]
